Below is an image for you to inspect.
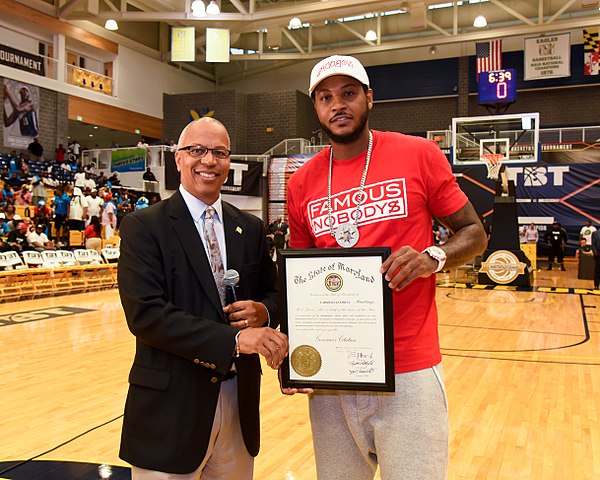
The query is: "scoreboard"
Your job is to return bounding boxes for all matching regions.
[478,69,517,104]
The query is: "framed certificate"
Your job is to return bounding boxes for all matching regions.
[278,247,395,392]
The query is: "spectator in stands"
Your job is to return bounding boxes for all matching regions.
[74,168,86,187]
[53,185,70,246]
[41,170,58,188]
[3,204,16,226]
[28,223,56,251]
[83,161,96,175]
[6,221,29,252]
[33,200,52,233]
[20,159,30,177]
[136,137,149,149]
[1,167,9,182]
[69,140,81,163]
[85,189,104,226]
[91,144,101,165]
[117,189,133,226]
[149,194,159,205]
[31,176,47,207]
[6,172,23,190]
[142,167,157,182]
[60,160,72,172]
[107,171,121,187]
[110,140,119,149]
[27,137,44,162]
[135,196,149,211]
[96,172,108,189]
[55,143,66,163]
[0,212,8,236]
[84,215,102,253]
[101,193,117,239]
[68,186,88,237]
[8,152,21,175]
[81,171,95,191]
[15,184,32,206]
[1,184,14,205]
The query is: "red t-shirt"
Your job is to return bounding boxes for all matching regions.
[287,130,467,373]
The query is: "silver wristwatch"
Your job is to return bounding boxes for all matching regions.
[422,246,447,273]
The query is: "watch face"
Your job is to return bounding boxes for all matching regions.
[429,246,446,259]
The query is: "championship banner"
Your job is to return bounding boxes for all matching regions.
[524,33,571,80]
[171,27,195,62]
[3,79,40,149]
[583,28,599,76]
[0,44,45,76]
[111,148,146,173]
[71,67,112,95]
[221,160,262,196]
[206,28,230,63]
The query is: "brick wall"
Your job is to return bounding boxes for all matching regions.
[370,97,458,136]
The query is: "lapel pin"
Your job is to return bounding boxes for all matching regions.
[236,226,243,235]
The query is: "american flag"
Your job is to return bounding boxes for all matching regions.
[476,39,502,77]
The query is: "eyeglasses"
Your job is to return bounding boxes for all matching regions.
[178,145,231,160]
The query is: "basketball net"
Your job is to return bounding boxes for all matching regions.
[482,154,504,180]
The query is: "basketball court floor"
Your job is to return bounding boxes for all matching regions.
[1,259,599,480]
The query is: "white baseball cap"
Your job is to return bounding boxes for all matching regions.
[309,55,370,96]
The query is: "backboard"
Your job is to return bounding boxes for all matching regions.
[451,113,540,166]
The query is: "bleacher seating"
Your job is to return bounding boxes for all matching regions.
[1,153,121,302]
[0,248,118,302]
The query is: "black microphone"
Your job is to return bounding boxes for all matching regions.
[223,269,240,305]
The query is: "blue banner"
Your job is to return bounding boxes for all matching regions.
[111,148,146,173]
[455,163,600,255]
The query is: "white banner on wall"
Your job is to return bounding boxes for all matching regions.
[3,78,40,149]
[524,33,571,80]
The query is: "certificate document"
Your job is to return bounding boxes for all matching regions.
[279,248,394,392]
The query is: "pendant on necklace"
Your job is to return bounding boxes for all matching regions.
[335,222,359,248]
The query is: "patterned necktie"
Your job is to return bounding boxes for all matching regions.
[204,206,226,305]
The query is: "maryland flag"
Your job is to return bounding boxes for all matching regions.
[583,28,599,76]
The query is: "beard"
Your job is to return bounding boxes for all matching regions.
[320,107,369,145]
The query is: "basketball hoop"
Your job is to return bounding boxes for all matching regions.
[482,154,504,180]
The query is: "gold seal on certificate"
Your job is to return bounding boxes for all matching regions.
[290,345,322,377]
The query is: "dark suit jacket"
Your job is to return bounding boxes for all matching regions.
[118,191,278,474]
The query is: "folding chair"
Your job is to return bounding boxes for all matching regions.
[0,251,27,270]
[101,247,120,264]
[22,251,45,268]
[74,249,104,265]
[40,250,63,269]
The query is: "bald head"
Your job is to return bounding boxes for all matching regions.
[177,117,230,151]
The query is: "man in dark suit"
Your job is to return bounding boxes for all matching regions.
[118,117,288,480]
[269,216,288,251]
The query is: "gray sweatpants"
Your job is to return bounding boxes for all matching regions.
[308,364,448,480]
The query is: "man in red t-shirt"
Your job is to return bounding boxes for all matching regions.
[284,55,487,480]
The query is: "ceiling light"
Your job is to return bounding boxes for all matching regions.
[429,45,437,55]
[191,0,206,16]
[288,17,302,28]
[473,14,487,28]
[365,30,377,41]
[206,0,220,15]
[104,19,118,31]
